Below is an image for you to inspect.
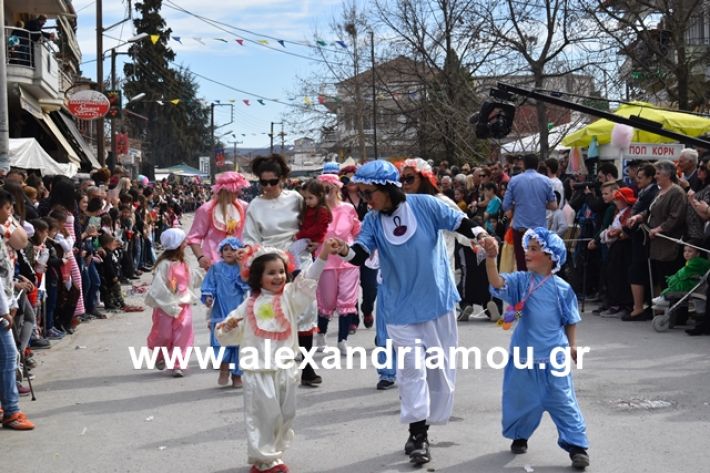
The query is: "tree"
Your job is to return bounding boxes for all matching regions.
[122,0,212,173]
[374,0,490,164]
[284,1,372,161]
[474,0,610,159]
[588,0,710,111]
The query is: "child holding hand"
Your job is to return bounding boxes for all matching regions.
[481,227,590,471]
[216,239,340,473]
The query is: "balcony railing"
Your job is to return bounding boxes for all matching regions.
[5,26,60,99]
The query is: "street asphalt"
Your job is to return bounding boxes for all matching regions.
[3,215,710,473]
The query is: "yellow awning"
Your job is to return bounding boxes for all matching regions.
[562,102,710,148]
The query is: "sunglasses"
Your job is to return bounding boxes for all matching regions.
[358,189,379,201]
[399,175,416,185]
[259,178,280,187]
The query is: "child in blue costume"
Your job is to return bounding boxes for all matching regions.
[201,237,250,387]
[482,227,590,470]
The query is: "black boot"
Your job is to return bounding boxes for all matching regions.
[510,439,528,454]
[406,421,430,464]
[569,446,590,470]
[404,420,427,454]
[409,433,431,465]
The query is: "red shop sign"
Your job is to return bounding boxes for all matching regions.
[67,90,111,120]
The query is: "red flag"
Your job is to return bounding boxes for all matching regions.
[236,39,244,46]
[243,99,251,106]
[318,95,326,104]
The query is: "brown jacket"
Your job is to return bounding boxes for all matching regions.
[647,183,686,262]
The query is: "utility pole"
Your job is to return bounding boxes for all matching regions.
[110,48,116,165]
[270,121,282,154]
[270,121,274,154]
[280,123,285,153]
[0,0,10,173]
[370,30,378,159]
[96,0,105,166]
[345,21,366,162]
[210,103,215,179]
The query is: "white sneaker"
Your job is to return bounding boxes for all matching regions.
[172,369,184,378]
[315,333,326,352]
[487,301,501,322]
[459,305,475,321]
[337,340,348,356]
[652,296,669,307]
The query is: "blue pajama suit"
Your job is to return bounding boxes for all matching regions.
[490,271,588,451]
[201,261,249,376]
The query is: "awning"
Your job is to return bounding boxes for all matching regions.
[9,137,78,176]
[18,86,81,166]
[54,111,100,169]
[36,112,81,165]
[18,86,43,119]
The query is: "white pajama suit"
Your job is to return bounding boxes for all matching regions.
[216,258,325,470]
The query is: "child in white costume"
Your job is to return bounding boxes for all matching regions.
[145,228,202,377]
[216,239,340,473]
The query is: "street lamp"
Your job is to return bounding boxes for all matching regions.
[107,33,149,168]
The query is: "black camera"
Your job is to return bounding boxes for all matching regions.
[471,95,516,140]
[572,181,597,190]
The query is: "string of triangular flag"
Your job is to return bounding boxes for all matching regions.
[143,91,421,108]
[170,35,348,50]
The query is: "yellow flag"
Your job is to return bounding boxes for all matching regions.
[150,34,160,45]
[170,99,181,105]
[304,96,312,105]
[258,40,269,45]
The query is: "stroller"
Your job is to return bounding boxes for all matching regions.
[651,268,710,332]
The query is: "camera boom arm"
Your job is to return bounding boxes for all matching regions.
[490,82,710,149]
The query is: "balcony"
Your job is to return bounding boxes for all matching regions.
[5,27,62,111]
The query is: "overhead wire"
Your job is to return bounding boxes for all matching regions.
[162,0,350,67]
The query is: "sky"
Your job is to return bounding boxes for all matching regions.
[74,0,348,149]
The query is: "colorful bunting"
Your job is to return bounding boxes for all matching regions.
[193,37,206,45]
[277,40,285,47]
[170,99,181,105]
[304,96,313,105]
[316,39,327,47]
[236,39,244,45]
[173,36,182,44]
[243,99,251,106]
[257,99,266,105]
[258,40,269,45]
[214,38,228,43]
[336,40,347,49]
[150,34,160,45]
[318,95,326,104]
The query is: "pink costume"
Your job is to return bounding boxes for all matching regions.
[186,172,250,265]
[145,260,198,364]
[65,214,85,316]
[316,201,362,316]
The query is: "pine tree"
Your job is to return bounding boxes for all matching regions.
[122,0,211,175]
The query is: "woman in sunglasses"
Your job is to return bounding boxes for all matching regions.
[243,154,302,249]
[332,160,488,466]
[243,154,322,387]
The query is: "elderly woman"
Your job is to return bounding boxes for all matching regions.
[333,160,488,465]
[243,154,322,387]
[627,160,687,321]
[188,172,250,270]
